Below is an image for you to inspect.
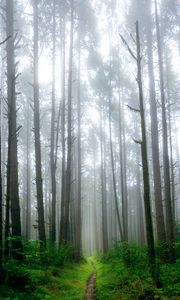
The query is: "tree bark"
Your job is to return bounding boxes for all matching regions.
[6,0,22,259]
[154,0,176,263]
[100,103,108,252]
[61,0,74,242]
[50,0,57,247]
[59,2,66,245]
[0,83,2,264]
[136,21,157,283]
[118,89,128,241]
[33,0,46,247]
[76,33,82,259]
[108,79,123,240]
[146,0,166,246]
[26,105,31,241]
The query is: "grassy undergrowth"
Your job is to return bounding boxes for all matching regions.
[0,241,94,300]
[95,243,180,300]
[1,242,180,299]
[0,259,93,300]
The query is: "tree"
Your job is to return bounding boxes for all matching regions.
[60,0,74,243]
[33,0,46,248]
[135,21,156,281]
[50,0,57,247]
[118,89,128,242]
[108,73,123,241]
[120,21,157,283]
[154,0,176,262]
[76,31,82,259]
[0,79,2,265]
[145,0,166,253]
[100,101,108,252]
[6,0,22,259]
[59,0,66,246]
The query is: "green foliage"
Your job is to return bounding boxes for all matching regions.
[160,259,180,297]
[4,259,35,292]
[119,242,148,271]
[95,243,180,299]
[22,240,76,267]
[22,239,46,264]
[98,242,148,277]
[0,239,88,299]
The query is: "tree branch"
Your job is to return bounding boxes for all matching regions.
[0,35,11,46]
[119,34,137,61]
[127,104,140,113]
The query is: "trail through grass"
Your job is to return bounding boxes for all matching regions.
[1,245,180,300]
[85,259,96,300]
[0,258,94,300]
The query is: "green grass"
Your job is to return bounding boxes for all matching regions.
[1,243,180,300]
[0,258,94,300]
[34,259,93,300]
[95,257,151,300]
[94,244,180,300]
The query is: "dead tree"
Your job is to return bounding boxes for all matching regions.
[120,22,158,284]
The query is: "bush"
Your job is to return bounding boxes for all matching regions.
[4,259,35,292]
[119,242,148,271]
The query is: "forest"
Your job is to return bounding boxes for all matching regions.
[0,0,180,299]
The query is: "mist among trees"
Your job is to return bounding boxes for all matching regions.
[0,0,180,299]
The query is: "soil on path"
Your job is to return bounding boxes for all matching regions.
[85,260,96,300]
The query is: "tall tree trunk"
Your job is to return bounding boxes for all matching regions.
[0,83,2,264]
[146,0,166,247]
[100,103,108,252]
[154,0,176,263]
[33,0,46,247]
[166,59,175,231]
[50,0,56,247]
[108,81,123,240]
[135,144,145,245]
[6,0,22,259]
[59,2,66,245]
[26,106,31,240]
[76,33,82,259]
[118,89,128,241]
[61,0,74,242]
[136,21,157,283]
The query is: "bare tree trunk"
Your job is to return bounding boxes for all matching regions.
[76,33,82,259]
[166,61,175,232]
[108,81,123,240]
[136,144,145,245]
[146,0,166,247]
[6,0,22,259]
[59,2,66,245]
[61,0,74,242]
[26,105,31,240]
[33,0,46,247]
[155,0,176,263]
[118,90,128,241]
[50,0,57,247]
[100,103,108,252]
[136,21,157,283]
[0,86,2,264]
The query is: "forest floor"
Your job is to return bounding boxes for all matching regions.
[0,258,94,300]
[85,260,96,300]
[0,244,180,299]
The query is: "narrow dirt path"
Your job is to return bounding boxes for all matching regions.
[85,260,96,300]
